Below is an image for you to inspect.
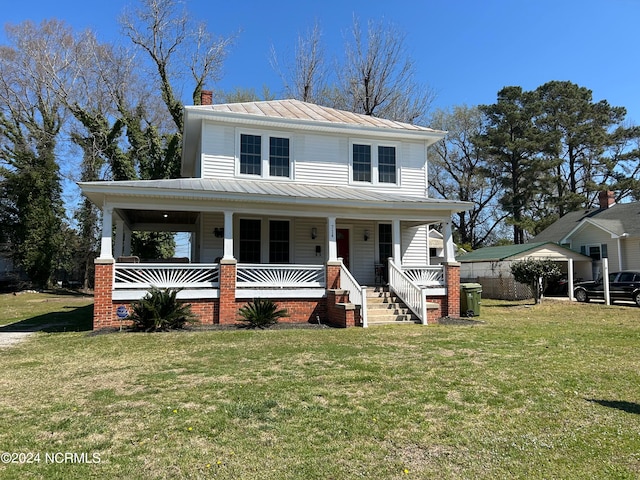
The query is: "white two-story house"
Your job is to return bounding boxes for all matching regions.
[80,98,472,329]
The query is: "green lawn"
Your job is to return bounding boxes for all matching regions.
[0,294,639,479]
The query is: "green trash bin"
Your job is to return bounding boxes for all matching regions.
[460,283,482,317]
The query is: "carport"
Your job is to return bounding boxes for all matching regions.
[459,242,592,301]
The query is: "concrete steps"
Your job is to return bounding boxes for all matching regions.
[365,286,419,325]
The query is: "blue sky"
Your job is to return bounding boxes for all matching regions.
[2,0,640,123]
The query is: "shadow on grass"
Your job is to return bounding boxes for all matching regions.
[586,398,640,415]
[0,304,93,333]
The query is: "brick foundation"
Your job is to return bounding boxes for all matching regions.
[92,260,461,330]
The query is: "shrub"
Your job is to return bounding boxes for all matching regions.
[511,258,562,304]
[129,287,197,332]
[237,298,289,329]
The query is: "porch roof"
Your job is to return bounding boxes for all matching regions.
[79,178,472,218]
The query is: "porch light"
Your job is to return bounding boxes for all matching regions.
[163,213,168,218]
[214,227,224,238]
[364,230,370,241]
[311,227,317,240]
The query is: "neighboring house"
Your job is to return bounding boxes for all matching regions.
[459,242,591,300]
[80,98,472,329]
[533,191,640,281]
[426,228,464,265]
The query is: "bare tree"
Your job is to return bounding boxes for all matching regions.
[271,20,327,103]
[0,20,67,287]
[335,18,435,123]
[120,0,234,129]
[429,106,506,249]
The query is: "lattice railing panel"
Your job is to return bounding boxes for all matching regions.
[114,264,219,289]
[237,264,325,288]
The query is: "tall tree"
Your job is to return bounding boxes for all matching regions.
[429,106,506,249]
[534,80,629,214]
[478,87,557,244]
[0,20,66,287]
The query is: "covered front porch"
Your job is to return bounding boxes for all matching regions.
[84,178,469,329]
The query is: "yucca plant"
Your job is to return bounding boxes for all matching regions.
[237,298,289,329]
[129,287,197,332]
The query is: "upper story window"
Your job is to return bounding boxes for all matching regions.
[352,144,372,182]
[238,131,292,179]
[240,134,262,175]
[269,137,290,177]
[378,146,396,184]
[351,141,398,185]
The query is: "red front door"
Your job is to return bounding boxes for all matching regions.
[337,228,350,269]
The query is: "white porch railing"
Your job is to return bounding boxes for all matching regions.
[339,261,368,328]
[114,263,220,290]
[236,264,325,288]
[402,265,445,286]
[388,259,428,324]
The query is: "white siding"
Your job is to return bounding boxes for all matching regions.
[293,217,326,265]
[201,123,235,178]
[622,237,640,270]
[200,212,224,262]
[402,224,428,266]
[294,134,349,185]
[197,122,428,196]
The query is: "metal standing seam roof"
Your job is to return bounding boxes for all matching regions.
[188,99,444,133]
[78,177,472,211]
[458,242,559,262]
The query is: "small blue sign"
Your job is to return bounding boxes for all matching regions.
[116,305,129,319]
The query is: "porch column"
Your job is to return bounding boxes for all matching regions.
[99,205,114,259]
[114,219,124,259]
[392,219,401,263]
[223,211,235,260]
[444,262,461,317]
[568,258,575,301]
[328,216,337,261]
[443,220,456,263]
[123,226,132,256]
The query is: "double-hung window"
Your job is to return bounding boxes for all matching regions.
[240,134,262,175]
[239,132,291,178]
[269,137,290,177]
[239,219,261,263]
[378,146,396,184]
[351,142,397,185]
[352,144,372,182]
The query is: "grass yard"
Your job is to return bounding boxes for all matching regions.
[0,294,639,479]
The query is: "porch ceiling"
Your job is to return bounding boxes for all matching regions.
[117,209,199,226]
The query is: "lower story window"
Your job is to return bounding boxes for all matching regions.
[239,219,261,263]
[269,220,290,263]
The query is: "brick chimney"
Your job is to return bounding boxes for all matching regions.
[200,90,213,106]
[598,190,615,209]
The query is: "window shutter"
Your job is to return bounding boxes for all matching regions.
[601,244,608,259]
